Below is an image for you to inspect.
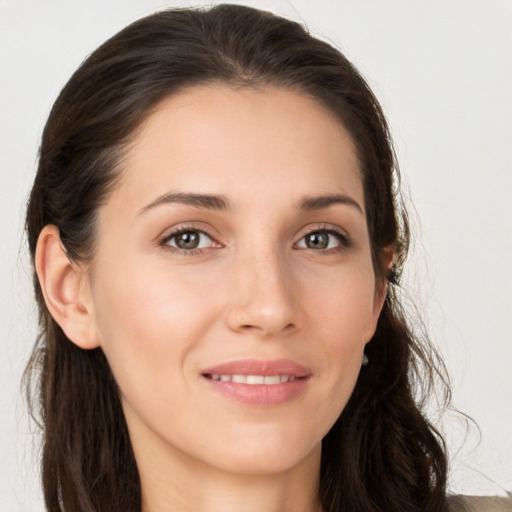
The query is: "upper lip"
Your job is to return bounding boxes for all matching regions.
[201,358,312,377]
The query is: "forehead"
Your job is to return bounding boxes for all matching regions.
[110,84,364,214]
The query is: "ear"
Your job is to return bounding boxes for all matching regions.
[35,225,100,349]
[373,243,395,312]
[365,244,395,342]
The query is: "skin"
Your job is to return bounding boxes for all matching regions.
[36,85,390,512]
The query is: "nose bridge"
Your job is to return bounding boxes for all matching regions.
[226,239,298,336]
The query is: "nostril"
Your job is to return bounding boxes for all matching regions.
[239,322,296,335]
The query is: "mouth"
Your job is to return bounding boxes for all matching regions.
[203,373,304,384]
[200,359,311,406]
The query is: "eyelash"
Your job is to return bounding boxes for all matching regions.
[159,224,352,256]
[297,225,352,254]
[159,226,217,256]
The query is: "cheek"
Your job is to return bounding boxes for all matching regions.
[303,260,378,347]
[90,257,221,401]
[296,261,378,422]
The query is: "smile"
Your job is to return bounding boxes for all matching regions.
[205,374,299,384]
[200,359,311,406]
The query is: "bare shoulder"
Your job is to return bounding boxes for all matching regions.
[447,495,512,512]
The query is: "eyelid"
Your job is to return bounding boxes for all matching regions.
[159,225,222,255]
[294,224,352,251]
[157,222,351,256]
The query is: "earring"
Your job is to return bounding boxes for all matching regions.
[362,353,369,366]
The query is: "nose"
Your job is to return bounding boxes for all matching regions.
[225,249,299,338]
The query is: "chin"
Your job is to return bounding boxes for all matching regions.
[194,422,323,476]
[212,442,321,477]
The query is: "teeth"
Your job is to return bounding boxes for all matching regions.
[247,375,265,384]
[208,374,297,384]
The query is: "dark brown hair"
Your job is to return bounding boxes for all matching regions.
[25,4,450,511]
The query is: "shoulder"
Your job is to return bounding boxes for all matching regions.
[447,495,512,512]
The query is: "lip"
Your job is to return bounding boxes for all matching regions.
[201,358,311,377]
[200,358,312,406]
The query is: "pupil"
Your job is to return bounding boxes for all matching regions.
[307,233,328,249]
[176,232,199,249]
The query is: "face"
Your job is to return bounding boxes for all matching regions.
[84,85,385,477]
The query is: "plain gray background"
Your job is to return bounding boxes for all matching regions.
[1,0,511,509]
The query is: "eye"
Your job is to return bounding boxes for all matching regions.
[295,229,349,251]
[161,228,217,252]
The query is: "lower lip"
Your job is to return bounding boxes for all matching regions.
[202,376,309,406]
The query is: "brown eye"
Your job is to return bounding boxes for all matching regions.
[176,232,199,249]
[296,229,348,251]
[164,230,214,251]
[305,232,329,249]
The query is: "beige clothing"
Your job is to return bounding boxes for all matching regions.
[448,495,512,512]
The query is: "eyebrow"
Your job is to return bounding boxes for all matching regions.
[299,194,364,214]
[139,191,363,215]
[139,192,231,214]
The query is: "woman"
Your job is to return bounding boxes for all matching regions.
[23,4,510,512]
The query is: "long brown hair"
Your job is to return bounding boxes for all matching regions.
[25,5,450,511]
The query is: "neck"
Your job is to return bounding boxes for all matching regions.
[140,453,323,512]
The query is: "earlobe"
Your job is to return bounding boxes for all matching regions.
[35,225,100,349]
